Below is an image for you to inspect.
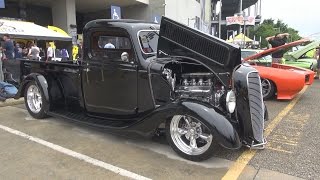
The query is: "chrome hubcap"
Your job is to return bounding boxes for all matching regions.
[261,79,272,98]
[170,115,213,155]
[26,85,42,113]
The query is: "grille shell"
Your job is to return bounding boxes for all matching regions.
[247,71,265,143]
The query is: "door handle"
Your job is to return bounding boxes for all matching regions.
[84,68,90,72]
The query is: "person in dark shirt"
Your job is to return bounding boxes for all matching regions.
[2,34,14,60]
[2,34,20,83]
[14,43,23,59]
[266,33,290,63]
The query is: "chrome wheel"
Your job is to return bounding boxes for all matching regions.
[261,79,272,98]
[170,115,213,156]
[26,84,42,114]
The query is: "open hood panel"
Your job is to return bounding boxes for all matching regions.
[285,40,320,60]
[157,17,241,73]
[244,39,310,61]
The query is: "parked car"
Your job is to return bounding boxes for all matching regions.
[15,17,268,161]
[241,49,272,65]
[283,40,320,71]
[243,40,315,100]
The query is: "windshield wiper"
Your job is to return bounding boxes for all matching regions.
[149,26,160,37]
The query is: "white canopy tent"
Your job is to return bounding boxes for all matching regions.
[0,19,71,41]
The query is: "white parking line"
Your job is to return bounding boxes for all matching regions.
[0,124,151,180]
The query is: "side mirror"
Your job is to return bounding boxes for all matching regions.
[121,52,129,62]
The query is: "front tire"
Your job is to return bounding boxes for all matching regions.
[166,115,215,161]
[261,78,276,100]
[24,81,48,119]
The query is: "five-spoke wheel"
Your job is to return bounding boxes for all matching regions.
[24,81,48,119]
[166,115,215,161]
[261,78,275,99]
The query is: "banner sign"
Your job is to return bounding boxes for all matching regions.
[0,0,5,9]
[226,16,255,26]
[111,5,121,20]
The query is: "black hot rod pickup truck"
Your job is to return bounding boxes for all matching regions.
[15,17,268,161]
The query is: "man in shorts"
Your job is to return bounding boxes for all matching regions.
[266,33,290,63]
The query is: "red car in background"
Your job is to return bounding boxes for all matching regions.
[243,40,315,100]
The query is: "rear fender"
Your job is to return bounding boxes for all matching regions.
[15,73,49,103]
[128,99,241,149]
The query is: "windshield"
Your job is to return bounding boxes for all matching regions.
[241,51,257,59]
[241,50,272,61]
[138,30,159,55]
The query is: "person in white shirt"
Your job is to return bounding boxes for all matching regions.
[46,42,54,62]
[27,42,40,61]
[104,40,115,49]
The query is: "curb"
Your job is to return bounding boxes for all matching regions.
[0,98,24,107]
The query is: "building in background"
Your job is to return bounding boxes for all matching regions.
[165,0,212,33]
[211,0,261,40]
[0,0,214,40]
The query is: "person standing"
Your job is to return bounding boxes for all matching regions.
[27,42,40,61]
[2,34,14,60]
[265,33,290,63]
[46,42,54,62]
[14,43,23,59]
[77,41,83,58]
[0,47,4,82]
[315,47,320,79]
[2,34,17,82]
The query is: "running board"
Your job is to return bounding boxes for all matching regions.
[47,110,135,129]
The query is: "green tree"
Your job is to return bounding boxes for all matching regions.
[249,19,301,48]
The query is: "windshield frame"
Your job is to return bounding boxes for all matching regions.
[136,29,159,55]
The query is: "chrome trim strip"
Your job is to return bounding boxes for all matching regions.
[246,71,265,143]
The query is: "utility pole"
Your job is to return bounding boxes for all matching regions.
[218,0,222,39]
[243,16,246,48]
[259,0,262,16]
[239,0,243,34]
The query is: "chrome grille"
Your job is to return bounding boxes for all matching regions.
[247,71,264,143]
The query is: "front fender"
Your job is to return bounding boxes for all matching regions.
[15,73,49,103]
[178,101,241,149]
[128,99,241,149]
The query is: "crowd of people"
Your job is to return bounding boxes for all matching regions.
[0,34,83,83]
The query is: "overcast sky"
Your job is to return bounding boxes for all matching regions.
[261,0,318,37]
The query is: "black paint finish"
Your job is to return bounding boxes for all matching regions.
[16,18,265,151]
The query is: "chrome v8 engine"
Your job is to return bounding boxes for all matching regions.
[163,70,225,107]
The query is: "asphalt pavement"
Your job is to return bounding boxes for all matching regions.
[0,81,319,179]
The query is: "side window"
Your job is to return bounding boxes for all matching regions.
[98,36,131,49]
[90,30,133,63]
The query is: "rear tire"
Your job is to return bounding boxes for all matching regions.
[166,115,215,161]
[261,78,276,100]
[24,81,48,119]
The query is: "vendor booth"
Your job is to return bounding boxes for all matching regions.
[0,19,71,41]
[0,19,72,86]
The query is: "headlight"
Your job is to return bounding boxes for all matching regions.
[226,90,236,113]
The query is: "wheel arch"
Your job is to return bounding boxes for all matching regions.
[15,73,50,103]
[177,100,241,149]
[129,99,241,149]
[261,77,278,94]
